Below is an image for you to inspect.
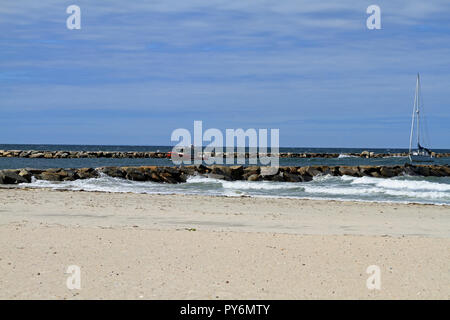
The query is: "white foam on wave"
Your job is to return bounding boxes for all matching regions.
[20,172,450,205]
[221,180,302,191]
[338,154,357,158]
[25,174,168,194]
[303,184,449,199]
[187,175,303,190]
[343,175,450,192]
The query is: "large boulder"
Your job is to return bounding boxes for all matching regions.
[299,174,313,182]
[359,166,376,176]
[195,164,209,174]
[160,167,186,183]
[0,170,29,184]
[98,167,125,178]
[269,173,285,182]
[209,165,244,180]
[437,166,450,176]
[160,172,182,184]
[149,171,163,182]
[243,166,260,175]
[260,166,279,178]
[179,166,197,176]
[59,169,78,181]
[18,169,33,182]
[379,167,398,178]
[247,174,261,181]
[415,166,431,176]
[361,150,370,158]
[123,167,147,181]
[37,172,63,181]
[283,172,302,182]
[297,166,322,177]
[317,166,332,175]
[428,166,446,177]
[402,164,418,176]
[76,168,99,179]
[338,166,361,177]
[29,152,44,158]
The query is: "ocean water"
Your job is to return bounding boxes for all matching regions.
[2,144,449,205]
[1,144,450,169]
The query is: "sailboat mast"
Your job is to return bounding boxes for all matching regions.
[409,75,418,154]
[416,73,420,147]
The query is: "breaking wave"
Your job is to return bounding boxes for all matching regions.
[21,173,450,205]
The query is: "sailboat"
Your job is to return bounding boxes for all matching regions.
[408,73,434,162]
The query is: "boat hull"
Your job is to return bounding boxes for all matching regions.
[409,154,434,162]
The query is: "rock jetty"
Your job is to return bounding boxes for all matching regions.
[0,149,449,159]
[1,164,449,185]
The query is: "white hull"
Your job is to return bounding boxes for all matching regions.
[409,154,434,162]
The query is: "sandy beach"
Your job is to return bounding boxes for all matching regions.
[0,188,449,299]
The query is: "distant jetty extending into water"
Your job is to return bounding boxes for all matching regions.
[1,164,449,185]
[1,149,450,159]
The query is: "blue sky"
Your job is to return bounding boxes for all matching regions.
[1,0,449,147]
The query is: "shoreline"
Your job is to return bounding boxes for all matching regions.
[3,184,450,207]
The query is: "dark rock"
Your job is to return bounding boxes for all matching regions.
[195,164,209,174]
[178,173,188,183]
[179,166,197,175]
[435,166,450,176]
[36,172,62,181]
[379,167,396,178]
[243,166,260,175]
[149,172,162,182]
[403,165,418,176]
[317,166,332,175]
[159,172,179,184]
[59,169,78,181]
[299,174,313,182]
[306,166,322,176]
[338,166,361,177]
[269,173,285,182]
[359,166,377,176]
[297,166,322,177]
[99,167,125,178]
[0,170,29,184]
[124,168,147,181]
[18,169,32,182]
[29,153,44,158]
[416,166,430,176]
[209,165,243,180]
[76,168,99,179]
[428,166,445,177]
[229,165,244,180]
[283,172,302,182]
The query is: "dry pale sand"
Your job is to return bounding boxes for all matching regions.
[0,187,449,299]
